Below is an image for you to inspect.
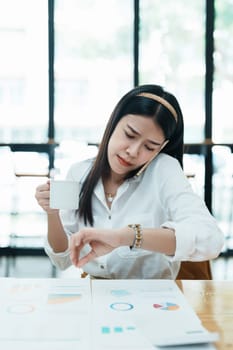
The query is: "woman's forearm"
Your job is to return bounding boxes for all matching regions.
[121,226,176,255]
[70,226,176,268]
[47,212,69,252]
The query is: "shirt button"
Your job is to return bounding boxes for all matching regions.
[100,265,105,269]
[108,215,111,220]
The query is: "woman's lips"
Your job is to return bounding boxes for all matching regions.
[117,155,133,167]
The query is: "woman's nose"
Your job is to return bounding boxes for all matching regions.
[126,142,140,157]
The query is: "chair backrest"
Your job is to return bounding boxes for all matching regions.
[176,260,212,280]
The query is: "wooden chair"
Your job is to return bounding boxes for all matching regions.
[176,260,212,280]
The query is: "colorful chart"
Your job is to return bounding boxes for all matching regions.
[153,302,180,311]
[110,289,131,297]
[9,283,41,295]
[110,302,134,311]
[101,325,136,334]
[47,293,82,304]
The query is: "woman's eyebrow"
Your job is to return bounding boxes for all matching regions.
[126,123,140,135]
[126,123,162,145]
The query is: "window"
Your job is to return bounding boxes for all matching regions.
[0,0,48,143]
[140,0,205,143]
[213,0,233,143]
[54,0,133,143]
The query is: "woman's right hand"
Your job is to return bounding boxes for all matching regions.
[35,180,58,214]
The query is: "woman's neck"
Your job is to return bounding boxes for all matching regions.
[102,172,125,208]
[103,170,125,186]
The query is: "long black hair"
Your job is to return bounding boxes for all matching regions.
[79,84,184,225]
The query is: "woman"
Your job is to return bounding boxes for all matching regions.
[35,84,224,279]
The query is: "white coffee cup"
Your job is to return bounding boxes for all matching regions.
[50,180,79,210]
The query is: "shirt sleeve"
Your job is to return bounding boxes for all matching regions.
[44,160,90,270]
[156,156,224,262]
[44,235,72,270]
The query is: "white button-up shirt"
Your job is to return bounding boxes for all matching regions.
[45,154,224,279]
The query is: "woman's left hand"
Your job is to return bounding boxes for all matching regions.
[70,228,122,268]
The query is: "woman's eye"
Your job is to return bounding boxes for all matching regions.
[145,145,155,151]
[125,131,134,139]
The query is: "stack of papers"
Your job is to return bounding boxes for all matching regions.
[91,279,218,350]
[0,278,91,350]
[0,278,218,349]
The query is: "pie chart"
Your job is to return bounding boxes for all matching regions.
[153,302,180,311]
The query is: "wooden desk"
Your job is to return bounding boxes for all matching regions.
[176,280,233,350]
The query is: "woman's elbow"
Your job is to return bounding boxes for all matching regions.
[203,231,225,260]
